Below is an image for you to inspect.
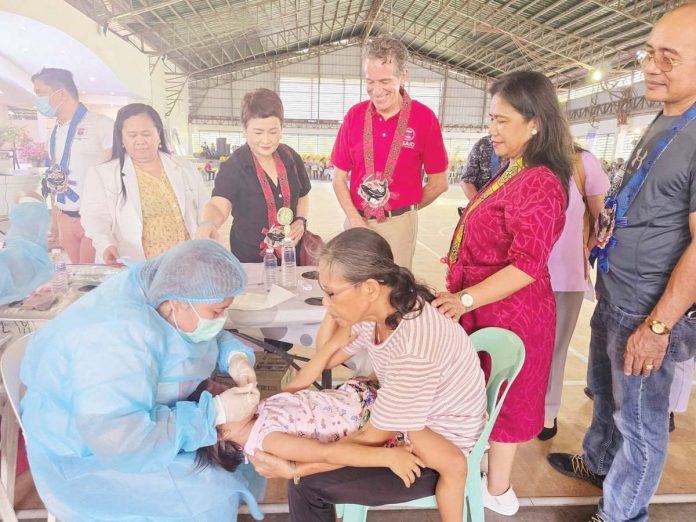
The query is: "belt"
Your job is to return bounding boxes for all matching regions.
[59,209,81,218]
[358,204,417,220]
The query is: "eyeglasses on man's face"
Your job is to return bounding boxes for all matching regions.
[637,48,696,72]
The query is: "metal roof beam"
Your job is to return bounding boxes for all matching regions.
[105,0,184,22]
[363,0,386,42]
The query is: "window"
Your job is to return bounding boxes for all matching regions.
[280,77,319,120]
[407,80,442,117]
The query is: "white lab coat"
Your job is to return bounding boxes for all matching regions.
[81,152,210,263]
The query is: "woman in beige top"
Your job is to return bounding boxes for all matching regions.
[81,104,209,264]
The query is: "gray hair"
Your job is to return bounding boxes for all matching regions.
[362,35,409,76]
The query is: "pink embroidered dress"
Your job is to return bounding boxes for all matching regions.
[446,165,566,442]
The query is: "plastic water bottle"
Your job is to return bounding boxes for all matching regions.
[51,248,69,295]
[280,238,297,289]
[263,248,278,292]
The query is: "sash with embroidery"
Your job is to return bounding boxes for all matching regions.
[253,147,292,258]
[359,90,412,221]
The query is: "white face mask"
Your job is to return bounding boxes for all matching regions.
[172,303,226,343]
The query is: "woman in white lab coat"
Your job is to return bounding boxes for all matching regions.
[81,103,209,264]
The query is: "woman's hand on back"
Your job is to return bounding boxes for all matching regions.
[432,291,466,322]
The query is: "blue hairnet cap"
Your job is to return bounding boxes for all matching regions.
[6,202,50,248]
[139,239,248,307]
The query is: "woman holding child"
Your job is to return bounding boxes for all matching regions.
[245,228,487,522]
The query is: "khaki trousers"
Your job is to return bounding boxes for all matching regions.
[366,210,418,270]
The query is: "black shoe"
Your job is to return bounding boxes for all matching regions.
[537,419,558,441]
[669,412,675,433]
[584,387,594,400]
[547,453,605,489]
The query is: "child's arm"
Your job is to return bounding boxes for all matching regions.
[282,319,357,392]
[262,431,424,488]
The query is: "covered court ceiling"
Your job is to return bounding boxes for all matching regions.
[65,0,675,90]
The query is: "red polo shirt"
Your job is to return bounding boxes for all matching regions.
[331,97,448,210]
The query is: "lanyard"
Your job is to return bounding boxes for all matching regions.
[49,103,88,172]
[445,158,525,266]
[252,145,292,256]
[361,90,412,217]
[591,102,696,272]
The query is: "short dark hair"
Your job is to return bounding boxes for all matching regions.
[240,88,284,127]
[489,70,573,195]
[31,68,79,100]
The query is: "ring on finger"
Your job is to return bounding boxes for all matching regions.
[644,363,654,371]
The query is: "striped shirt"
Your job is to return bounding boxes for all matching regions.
[343,302,487,453]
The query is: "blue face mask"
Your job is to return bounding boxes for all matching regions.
[173,302,226,344]
[35,89,63,118]
[35,96,57,117]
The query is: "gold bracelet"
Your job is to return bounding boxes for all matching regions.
[290,460,301,485]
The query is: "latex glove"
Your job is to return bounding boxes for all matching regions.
[213,383,260,425]
[228,352,257,386]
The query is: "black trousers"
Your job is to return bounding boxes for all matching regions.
[287,466,440,521]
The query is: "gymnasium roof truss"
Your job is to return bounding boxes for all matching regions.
[66,0,677,119]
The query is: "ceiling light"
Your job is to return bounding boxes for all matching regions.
[591,69,603,82]
[110,91,115,95]
[0,90,3,95]
[89,76,95,82]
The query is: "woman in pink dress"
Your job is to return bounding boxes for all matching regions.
[433,70,573,516]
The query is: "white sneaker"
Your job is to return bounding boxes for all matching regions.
[482,473,520,516]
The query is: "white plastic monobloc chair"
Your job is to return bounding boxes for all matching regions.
[0,333,57,522]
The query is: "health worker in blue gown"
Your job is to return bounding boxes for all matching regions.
[20,239,265,521]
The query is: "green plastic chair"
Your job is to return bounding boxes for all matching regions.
[335,326,525,522]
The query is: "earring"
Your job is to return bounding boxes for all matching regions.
[531,129,538,136]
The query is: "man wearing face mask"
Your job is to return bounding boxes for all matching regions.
[20,240,265,521]
[32,68,113,263]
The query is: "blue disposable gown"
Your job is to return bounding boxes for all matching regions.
[20,267,265,521]
[0,202,53,305]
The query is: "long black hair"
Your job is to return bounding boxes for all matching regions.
[187,380,246,473]
[489,71,573,197]
[319,228,434,329]
[112,103,170,202]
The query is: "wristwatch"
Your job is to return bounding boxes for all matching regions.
[645,316,671,335]
[459,292,475,312]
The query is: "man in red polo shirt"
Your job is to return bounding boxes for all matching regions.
[331,35,449,270]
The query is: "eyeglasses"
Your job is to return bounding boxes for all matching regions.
[636,49,696,72]
[318,281,360,301]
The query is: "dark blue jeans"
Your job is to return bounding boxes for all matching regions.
[583,298,696,521]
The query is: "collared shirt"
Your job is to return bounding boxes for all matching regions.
[461,135,501,191]
[51,111,113,211]
[331,97,448,210]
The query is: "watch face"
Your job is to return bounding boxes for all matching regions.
[651,322,667,334]
[460,293,474,307]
